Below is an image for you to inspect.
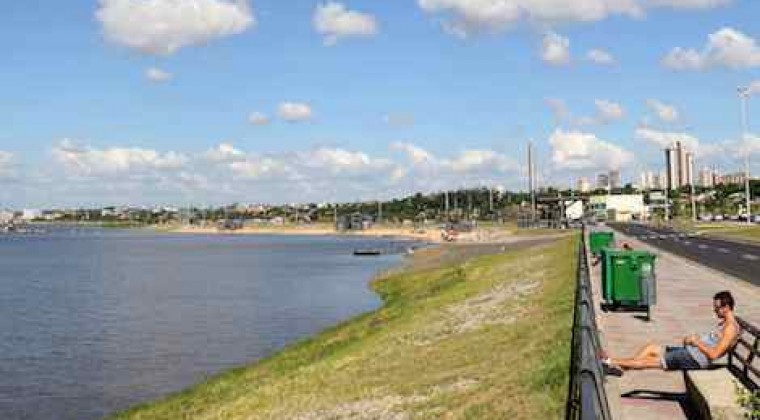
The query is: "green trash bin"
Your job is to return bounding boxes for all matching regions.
[589,231,614,255]
[600,249,657,320]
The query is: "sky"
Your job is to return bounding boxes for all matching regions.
[1,0,759,208]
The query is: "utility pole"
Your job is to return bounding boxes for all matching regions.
[690,154,697,222]
[528,141,536,221]
[444,190,450,221]
[739,86,752,224]
[488,186,494,215]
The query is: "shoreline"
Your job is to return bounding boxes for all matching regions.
[114,234,574,419]
[164,224,566,245]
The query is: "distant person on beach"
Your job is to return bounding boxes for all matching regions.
[601,291,740,376]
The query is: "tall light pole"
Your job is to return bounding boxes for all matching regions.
[528,141,536,222]
[739,86,751,224]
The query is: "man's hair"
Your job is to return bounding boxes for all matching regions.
[713,291,735,310]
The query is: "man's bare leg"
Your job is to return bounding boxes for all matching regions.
[610,343,664,370]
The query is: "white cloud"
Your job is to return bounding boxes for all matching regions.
[662,27,760,70]
[635,127,700,151]
[646,99,679,123]
[314,2,378,46]
[96,0,255,55]
[549,129,633,170]
[417,0,644,36]
[417,0,730,38]
[205,143,247,163]
[0,151,15,179]
[747,80,760,96]
[587,48,616,65]
[540,31,570,66]
[30,139,530,206]
[248,112,270,126]
[594,99,625,122]
[444,150,518,173]
[52,139,187,176]
[145,67,173,82]
[393,142,519,177]
[547,98,624,126]
[391,142,435,166]
[278,102,313,122]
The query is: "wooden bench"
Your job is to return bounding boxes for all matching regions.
[685,316,759,420]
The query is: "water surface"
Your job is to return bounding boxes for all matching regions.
[0,229,408,419]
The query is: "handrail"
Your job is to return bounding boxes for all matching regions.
[566,225,613,420]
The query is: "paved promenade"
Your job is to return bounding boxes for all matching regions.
[591,229,760,419]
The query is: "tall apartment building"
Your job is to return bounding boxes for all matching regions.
[664,141,695,190]
[609,170,621,189]
[597,173,610,190]
[577,177,591,193]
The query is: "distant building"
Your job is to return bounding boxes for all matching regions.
[717,172,753,186]
[589,194,646,222]
[698,168,715,188]
[21,209,42,221]
[664,141,695,189]
[577,177,591,193]
[597,173,610,190]
[0,210,14,223]
[609,170,621,189]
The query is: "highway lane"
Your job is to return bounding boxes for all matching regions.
[608,223,760,288]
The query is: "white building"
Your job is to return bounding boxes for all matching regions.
[21,209,42,221]
[589,194,646,222]
[577,177,591,193]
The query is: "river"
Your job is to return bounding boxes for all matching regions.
[0,228,410,419]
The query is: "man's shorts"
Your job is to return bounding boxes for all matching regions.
[661,346,702,370]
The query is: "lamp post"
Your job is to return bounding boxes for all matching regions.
[739,86,751,224]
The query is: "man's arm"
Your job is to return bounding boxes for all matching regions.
[686,322,738,361]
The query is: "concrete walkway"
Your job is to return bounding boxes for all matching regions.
[592,230,760,419]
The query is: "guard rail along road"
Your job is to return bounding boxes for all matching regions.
[566,227,613,420]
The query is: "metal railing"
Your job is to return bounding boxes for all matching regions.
[566,227,613,420]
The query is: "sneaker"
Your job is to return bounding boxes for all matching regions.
[601,360,624,377]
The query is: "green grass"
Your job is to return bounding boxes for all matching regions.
[115,236,578,420]
[700,224,760,242]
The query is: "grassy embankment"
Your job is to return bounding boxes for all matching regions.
[116,235,577,420]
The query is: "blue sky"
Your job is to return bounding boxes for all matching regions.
[1,0,759,207]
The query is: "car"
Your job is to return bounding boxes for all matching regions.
[713,215,724,221]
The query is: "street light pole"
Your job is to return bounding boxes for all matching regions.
[739,86,751,224]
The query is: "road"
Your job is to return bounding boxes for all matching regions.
[608,223,760,288]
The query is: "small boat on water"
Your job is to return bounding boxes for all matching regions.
[353,248,384,256]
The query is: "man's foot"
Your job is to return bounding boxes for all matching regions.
[601,359,624,377]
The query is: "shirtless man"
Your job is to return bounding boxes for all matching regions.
[602,291,740,375]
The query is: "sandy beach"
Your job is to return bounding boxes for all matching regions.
[166,224,566,244]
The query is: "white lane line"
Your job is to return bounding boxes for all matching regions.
[698,244,709,249]
[718,248,729,253]
[683,241,692,245]
[742,254,759,261]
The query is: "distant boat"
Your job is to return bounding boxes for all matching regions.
[353,248,383,256]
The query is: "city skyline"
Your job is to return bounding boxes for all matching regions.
[0,1,759,208]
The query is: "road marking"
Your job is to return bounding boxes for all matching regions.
[698,244,709,250]
[742,254,759,261]
[718,248,729,253]
[683,241,692,245]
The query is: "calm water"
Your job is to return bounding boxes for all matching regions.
[0,228,410,420]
